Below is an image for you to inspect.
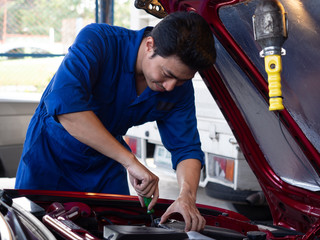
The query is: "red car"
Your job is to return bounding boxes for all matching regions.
[1,0,319,239]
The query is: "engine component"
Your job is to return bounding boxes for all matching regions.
[103,225,188,240]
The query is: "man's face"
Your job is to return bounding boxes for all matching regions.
[142,44,196,92]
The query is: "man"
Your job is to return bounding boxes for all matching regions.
[15,11,216,232]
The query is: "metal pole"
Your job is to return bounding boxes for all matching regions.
[95,0,99,23]
[96,0,113,24]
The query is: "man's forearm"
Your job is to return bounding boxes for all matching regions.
[176,159,202,200]
[57,110,137,168]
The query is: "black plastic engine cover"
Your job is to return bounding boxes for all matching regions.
[103,225,188,240]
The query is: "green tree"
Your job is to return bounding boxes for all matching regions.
[5,0,94,40]
[113,0,130,28]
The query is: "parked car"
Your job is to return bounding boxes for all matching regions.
[1,0,320,239]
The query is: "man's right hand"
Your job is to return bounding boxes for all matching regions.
[127,161,159,211]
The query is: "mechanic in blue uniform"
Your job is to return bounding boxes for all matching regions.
[15,11,216,232]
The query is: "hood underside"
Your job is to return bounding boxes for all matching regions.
[140,0,320,234]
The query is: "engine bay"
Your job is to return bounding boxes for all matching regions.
[0,191,303,240]
[13,197,247,239]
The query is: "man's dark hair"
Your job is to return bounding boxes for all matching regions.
[149,11,216,71]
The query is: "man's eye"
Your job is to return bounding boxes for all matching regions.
[163,73,170,78]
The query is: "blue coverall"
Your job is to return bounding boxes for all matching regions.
[15,23,204,194]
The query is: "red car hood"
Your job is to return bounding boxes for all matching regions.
[145,0,320,235]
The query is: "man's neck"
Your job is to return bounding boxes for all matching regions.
[135,74,147,96]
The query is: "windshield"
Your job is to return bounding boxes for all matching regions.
[216,0,320,191]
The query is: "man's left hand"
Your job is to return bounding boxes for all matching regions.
[159,192,205,232]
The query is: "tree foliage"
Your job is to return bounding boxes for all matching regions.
[5,0,95,37]
[114,0,130,28]
[2,0,131,42]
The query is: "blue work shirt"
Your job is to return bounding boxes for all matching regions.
[15,23,204,194]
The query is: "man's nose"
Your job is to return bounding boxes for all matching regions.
[162,79,177,92]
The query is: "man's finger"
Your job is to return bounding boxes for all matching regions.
[148,187,159,210]
[199,216,206,231]
[134,179,152,196]
[182,212,192,232]
[160,211,170,224]
[190,216,198,232]
[134,176,159,198]
[138,195,145,207]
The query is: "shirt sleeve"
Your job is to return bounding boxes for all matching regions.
[44,24,107,116]
[156,81,204,170]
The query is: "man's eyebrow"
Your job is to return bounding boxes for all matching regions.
[164,68,191,82]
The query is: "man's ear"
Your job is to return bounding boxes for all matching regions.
[145,36,155,53]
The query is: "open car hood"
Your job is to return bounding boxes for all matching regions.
[137,0,320,236]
